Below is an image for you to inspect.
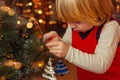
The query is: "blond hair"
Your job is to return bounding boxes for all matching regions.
[56,0,114,26]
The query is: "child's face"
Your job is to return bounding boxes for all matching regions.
[68,22,94,32]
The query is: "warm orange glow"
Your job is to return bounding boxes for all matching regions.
[49,21,56,25]
[26,9,31,13]
[116,0,120,2]
[62,24,67,29]
[32,0,40,2]
[4,60,15,67]
[34,26,40,30]
[38,34,43,39]
[34,4,39,8]
[37,61,44,68]
[13,61,22,69]
[116,5,120,12]
[16,3,23,7]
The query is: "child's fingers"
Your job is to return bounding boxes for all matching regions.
[44,31,61,43]
[43,31,58,42]
[46,41,59,47]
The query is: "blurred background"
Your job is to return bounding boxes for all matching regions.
[0,0,68,80]
[0,0,119,80]
[0,0,119,36]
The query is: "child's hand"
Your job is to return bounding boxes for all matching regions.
[43,31,61,43]
[46,40,70,58]
[44,31,69,57]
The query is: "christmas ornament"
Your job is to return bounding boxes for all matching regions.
[17,15,41,39]
[55,58,69,76]
[21,33,29,39]
[6,52,15,60]
[42,57,56,80]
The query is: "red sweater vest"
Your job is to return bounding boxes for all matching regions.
[72,26,120,80]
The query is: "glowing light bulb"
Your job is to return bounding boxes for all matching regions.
[26,22,33,29]
[48,5,52,9]
[38,10,43,14]
[39,19,43,23]
[17,20,21,25]
[38,61,44,68]
[28,2,33,6]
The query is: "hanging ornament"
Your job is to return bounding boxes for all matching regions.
[42,57,56,80]
[21,33,29,39]
[55,58,69,76]
[16,15,43,40]
[17,15,37,39]
[6,51,15,60]
[18,27,31,39]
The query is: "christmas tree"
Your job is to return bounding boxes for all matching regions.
[0,6,53,80]
[0,0,63,79]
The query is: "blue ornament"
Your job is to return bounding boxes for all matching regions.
[55,58,69,76]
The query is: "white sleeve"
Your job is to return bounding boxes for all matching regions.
[62,24,72,45]
[65,20,120,74]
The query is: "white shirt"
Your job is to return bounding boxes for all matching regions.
[63,20,120,74]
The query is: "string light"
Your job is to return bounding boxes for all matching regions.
[28,2,33,6]
[38,10,43,14]
[115,0,120,13]
[26,22,33,29]
[116,4,120,12]
[48,5,52,9]
[38,19,43,23]
[49,21,56,25]
[38,61,44,68]
[16,3,23,7]
[17,20,21,25]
